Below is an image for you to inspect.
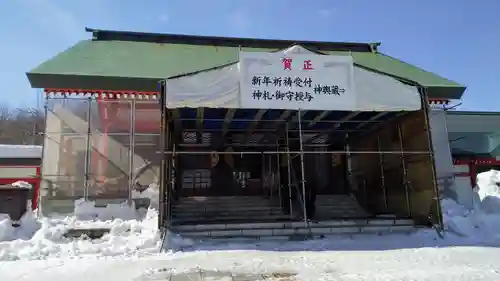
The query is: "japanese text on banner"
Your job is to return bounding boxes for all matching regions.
[250,57,346,103]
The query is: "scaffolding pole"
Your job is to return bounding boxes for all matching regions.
[422,87,445,229]
[158,82,168,228]
[268,154,273,199]
[83,98,92,201]
[261,154,265,195]
[174,117,386,124]
[128,100,136,206]
[276,139,281,209]
[171,142,177,212]
[285,123,293,218]
[376,134,389,212]
[166,124,173,222]
[38,99,50,216]
[297,110,308,228]
[397,123,411,217]
[159,150,432,155]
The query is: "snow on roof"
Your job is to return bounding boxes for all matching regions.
[0,144,42,158]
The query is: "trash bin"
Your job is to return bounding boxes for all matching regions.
[0,184,31,227]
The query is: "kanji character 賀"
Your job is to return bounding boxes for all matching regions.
[282,58,293,70]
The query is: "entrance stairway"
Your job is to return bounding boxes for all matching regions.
[314,194,370,219]
[168,195,416,242]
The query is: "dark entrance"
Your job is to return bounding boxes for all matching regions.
[158,104,442,229]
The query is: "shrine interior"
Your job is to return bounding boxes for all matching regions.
[160,107,439,224]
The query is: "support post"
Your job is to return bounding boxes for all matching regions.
[261,153,265,195]
[158,82,168,228]
[128,100,136,206]
[276,139,281,208]
[268,154,273,198]
[421,87,444,229]
[397,123,411,217]
[376,134,388,212]
[286,123,293,218]
[171,143,177,208]
[165,121,172,222]
[37,99,49,216]
[83,97,92,201]
[297,109,308,227]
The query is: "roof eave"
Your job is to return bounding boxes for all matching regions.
[85,27,378,52]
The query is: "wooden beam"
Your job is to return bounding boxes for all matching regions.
[354,112,388,130]
[196,107,204,131]
[308,111,329,127]
[309,111,360,144]
[196,107,204,144]
[244,109,267,144]
[333,111,360,130]
[222,109,236,137]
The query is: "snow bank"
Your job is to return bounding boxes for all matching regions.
[4,169,500,261]
[442,170,500,242]
[10,181,32,189]
[74,198,138,221]
[0,199,162,261]
[475,170,500,213]
[131,183,159,209]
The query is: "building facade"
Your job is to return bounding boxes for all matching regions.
[27,28,465,235]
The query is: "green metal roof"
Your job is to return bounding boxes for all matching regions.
[27,29,466,99]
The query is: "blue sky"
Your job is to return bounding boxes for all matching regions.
[0,0,498,110]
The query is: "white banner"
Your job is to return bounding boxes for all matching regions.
[239,50,355,110]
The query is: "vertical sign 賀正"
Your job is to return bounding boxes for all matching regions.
[239,50,355,110]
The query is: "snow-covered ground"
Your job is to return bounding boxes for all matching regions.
[3,172,500,280]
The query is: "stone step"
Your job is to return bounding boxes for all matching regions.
[176,196,273,204]
[172,214,291,224]
[172,219,415,239]
[172,218,414,231]
[171,216,294,225]
[172,204,279,212]
[172,208,284,217]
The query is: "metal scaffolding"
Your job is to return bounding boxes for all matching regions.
[37,87,443,231]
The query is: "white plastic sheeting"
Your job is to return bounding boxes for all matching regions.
[164,46,422,111]
[165,64,240,108]
[354,67,421,111]
[429,109,455,181]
